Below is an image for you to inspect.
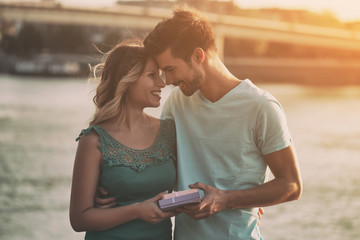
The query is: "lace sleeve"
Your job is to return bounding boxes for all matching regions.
[75,127,93,141]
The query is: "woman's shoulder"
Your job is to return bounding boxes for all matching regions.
[75,126,101,143]
[74,127,102,164]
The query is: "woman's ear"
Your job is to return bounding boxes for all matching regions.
[193,48,205,64]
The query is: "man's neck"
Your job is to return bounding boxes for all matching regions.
[199,56,241,103]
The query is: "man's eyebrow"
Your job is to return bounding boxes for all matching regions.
[162,66,173,71]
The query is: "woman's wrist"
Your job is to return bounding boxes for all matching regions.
[131,202,143,220]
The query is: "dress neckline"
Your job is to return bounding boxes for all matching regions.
[94,120,163,151]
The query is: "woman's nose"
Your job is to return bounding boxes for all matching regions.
[156,75,166,88]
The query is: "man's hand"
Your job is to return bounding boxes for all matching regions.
[257,207,264,226]
[94,186,117,208]
[176,182,265,222]
[176,182,226,220]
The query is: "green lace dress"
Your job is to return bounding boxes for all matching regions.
[76,119,176,240]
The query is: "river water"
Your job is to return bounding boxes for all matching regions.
[0,74,359,240]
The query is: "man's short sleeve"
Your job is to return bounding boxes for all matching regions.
[255,99,292,155]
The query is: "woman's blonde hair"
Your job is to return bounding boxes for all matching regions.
[89,39,147,126]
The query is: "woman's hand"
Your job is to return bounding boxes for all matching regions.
[137,191,178,224]
[94,187,177,224]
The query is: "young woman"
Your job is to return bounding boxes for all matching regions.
[70,40,177,240]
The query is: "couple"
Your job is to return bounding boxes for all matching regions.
[70,7,302,240]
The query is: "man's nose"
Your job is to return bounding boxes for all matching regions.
[165,74,174,85]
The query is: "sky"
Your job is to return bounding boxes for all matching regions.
[52,0,360,22]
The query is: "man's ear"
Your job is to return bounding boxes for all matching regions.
[193,48,205,64]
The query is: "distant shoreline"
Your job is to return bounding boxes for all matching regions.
[1,53,359,85]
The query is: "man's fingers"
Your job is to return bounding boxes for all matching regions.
[175,207,191,214]
[177,203,208,215]
[197,200,209,212]
[162,210,179,218]
[95,196,116,205]
[97,186,108,196]
[259,207,265,215]
[257,207,265,219]
[95,201,117,208]
[188,182,205,191]
[182,211,208,220]
[257,207,265,226]
[193,213,208,220]
[179,202,200,211]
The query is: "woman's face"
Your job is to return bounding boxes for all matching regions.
[127,58,166,109]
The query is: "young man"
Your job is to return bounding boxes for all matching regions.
[143,7,302,240]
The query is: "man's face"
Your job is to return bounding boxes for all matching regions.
[155,48,203,96]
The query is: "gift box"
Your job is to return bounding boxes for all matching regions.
[158,189,201,212]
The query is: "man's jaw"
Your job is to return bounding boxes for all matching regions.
[174,80,185,90]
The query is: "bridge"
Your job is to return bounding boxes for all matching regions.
[1,2,360,59]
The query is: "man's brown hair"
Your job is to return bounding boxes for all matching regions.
[144,7,217,61]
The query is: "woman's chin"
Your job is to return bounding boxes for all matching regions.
[147,102,161,108]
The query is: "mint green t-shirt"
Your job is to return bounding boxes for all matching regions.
[76,119,177,240]
[161,80,292,240]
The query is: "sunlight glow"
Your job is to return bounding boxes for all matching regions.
[4,0,359,22]
[235,0,360,22]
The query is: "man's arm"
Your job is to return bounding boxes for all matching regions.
[178,145,302,220]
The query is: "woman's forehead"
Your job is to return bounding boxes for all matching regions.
[144,58,158,71]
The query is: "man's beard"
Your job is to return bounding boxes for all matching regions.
[181,63,203,96]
